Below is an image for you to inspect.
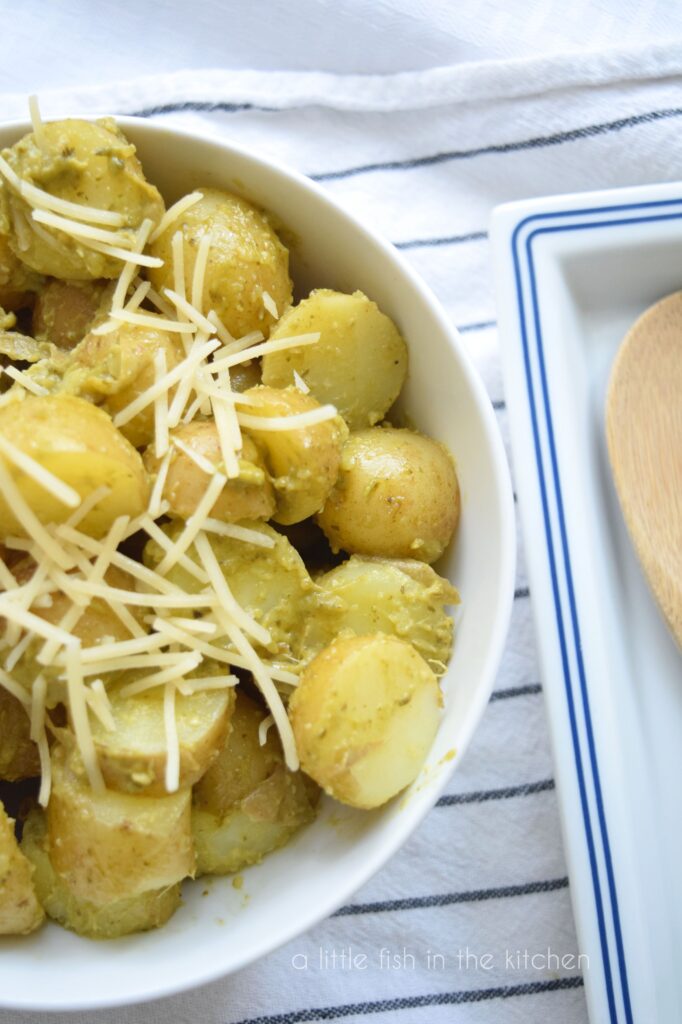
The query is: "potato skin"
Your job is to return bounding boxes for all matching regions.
[71,319,186,448]
[148,187,292,339]
[143,422,275,522]
[289,633,442,809]
[0,394,149,539]
[0,232,43,312]
[0,118,164,280]
[242,385,347,525]
[0,803,44,935]
[262,289,408,430]
[47,746,195,905]
[91,683,235,796]
[193,692,319,875]
[318,427,459,563]
[21,809,181,939]
[32,279,109,351]
[0,688,39,781]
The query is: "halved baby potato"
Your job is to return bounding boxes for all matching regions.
[0,394,149,539]
[91,682,234,796]
[289,633,442,809]
[33,279,109,351]
[303,555,459,673]
[21,809,180,939]
[242,385,347,525]
[0,803,44,935]
[262,289,408,430]
[193,692,319,875]
[47,746,194,905]
[143,422,275,522]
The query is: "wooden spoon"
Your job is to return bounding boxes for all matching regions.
[606,290,682,650]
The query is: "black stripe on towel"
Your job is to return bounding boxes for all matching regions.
[333,876,569,917]
[490,682,543,701]
[232,976,584,1024]
[437,778,555,807]
[311,105,682,181]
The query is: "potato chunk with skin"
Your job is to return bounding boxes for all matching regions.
[68,318,186,447]
[0,394,149,540]
[0,688,39,781]
[22,809,180,939]
[0,118,164,280]
[303,556,459,673]
[47,746,194,905]
[289,633,442,809]
[91,682,235,796]
[144,423,275,523]
[32,279,109,351]
[318,427,459,563]
[0,232,43,311]
[262,290,408,430]
[193,692,319,875]
[0,803,44,935]
[242,385,347,525]
[148,187,292,339]
[145,522,317,661]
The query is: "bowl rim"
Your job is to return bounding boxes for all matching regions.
[0,114,517,1011]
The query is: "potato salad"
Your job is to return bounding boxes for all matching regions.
[0,107,460,940]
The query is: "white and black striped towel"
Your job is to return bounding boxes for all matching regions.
[3,40,682,1024]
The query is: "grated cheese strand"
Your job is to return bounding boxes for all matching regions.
[66,642,104,792]
[31,208,135,248]
[237,405,338,432]
[191,232,212,314]
[293,369,310,394]
[211,331,320,370]
[262,290,278,319]
[0,458,73,570]
[29,673,47,742]
[216,611,299,771]
[153,348,169,459]
[119,652,202,697]
[80,238,163,268]
[140,515,209,585]
[36,728,51,807]
[163,683,180,793]
[193,532,271,646]
[112,337,220,427]
[28,95,46,148]
[258,713,275,746]
[0,667,31,708]
[110,218,155,313]
[149,191,203,243]
[202,518,276,548]
[0,434,81,509]
[163,288,215,334]
[87,679,116,732]
[155,473,226,576]
[171,436,216,476]
[210,390,241,479]
[3,365,49,396]
[147,449,172,519]
[0,153,125,226]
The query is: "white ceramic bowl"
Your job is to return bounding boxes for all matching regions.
[0,117,515,1011]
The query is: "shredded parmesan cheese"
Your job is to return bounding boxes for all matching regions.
[0,153,125,226]
[3,365,49,395]
[149,191,203,243]
[0,434,81,508]
[293,370,310,394]
[237,405,338,432]
[262,290,278,319]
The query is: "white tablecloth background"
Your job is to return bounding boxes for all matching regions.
[2,6,682,1023]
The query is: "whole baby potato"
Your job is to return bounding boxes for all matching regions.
[318,427,459,563]
[0,118,165,279]
[242,385,347,525]
[21,809,181,939]
[72,317,186,447]
[262,289,408,430]
[47,745,195,905]
[0,394,149,540]
[33,278,109,350]
[144,422,275,522]
[148,187,292,339]
[289,633,442,809]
